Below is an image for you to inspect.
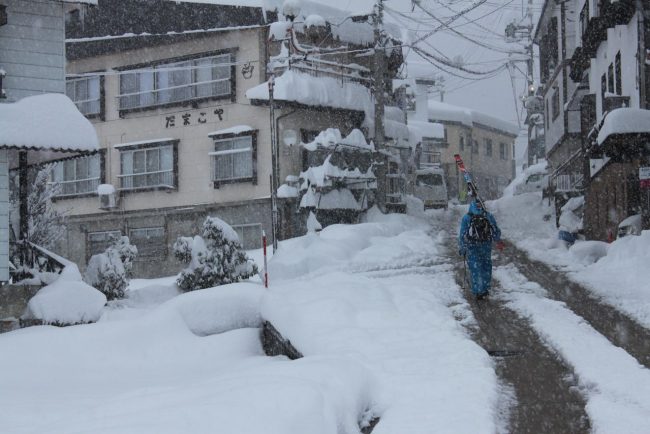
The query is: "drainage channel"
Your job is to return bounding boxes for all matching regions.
[500,241,650,369]
[453,263,590,433]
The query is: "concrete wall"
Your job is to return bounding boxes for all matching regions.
[58,198,272,278]
[0,0,66,101]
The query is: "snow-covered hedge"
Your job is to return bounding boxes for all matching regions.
[173,217,258,291]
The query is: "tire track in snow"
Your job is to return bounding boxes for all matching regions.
[495,264,650,433]
[440,208,589,433]
[498,242,650,369]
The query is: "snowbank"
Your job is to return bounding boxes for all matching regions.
[22,265,106,325]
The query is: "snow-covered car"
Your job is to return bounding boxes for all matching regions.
[514,171,549,195]
[414,167,448,209]
[617,214,642,238]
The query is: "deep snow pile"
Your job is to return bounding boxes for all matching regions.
[22,265,106,325]
[0,208,500,434]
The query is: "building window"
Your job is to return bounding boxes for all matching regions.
[499,142,508,160]
[472,139,478,154]
[579,2,589,38]
[66,75,101,116]
[119,142,176,190]
[545,99,549,128]
[551,86,560,120]
[87,230,121,258]
[210,131,257,185]
[485,139,492,157]
[129,227,166,258]
[607,63,614,94]
[118,53,233,110]
[52,154,102,197]
[232,223,262,250]
[601,73,607,107]
[615,52,622,95]
[459,136,464,151]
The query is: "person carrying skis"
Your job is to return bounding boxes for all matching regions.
[458,199,504,300]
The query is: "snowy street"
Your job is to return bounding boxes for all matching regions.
[2,193,650,433]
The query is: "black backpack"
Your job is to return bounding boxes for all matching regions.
[466,213,493,242]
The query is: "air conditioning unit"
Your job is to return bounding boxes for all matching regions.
[97,184,118,210]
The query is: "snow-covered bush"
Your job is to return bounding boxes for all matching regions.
[22,264,107,326]
[83,236,138,300]
[173,216,258,291]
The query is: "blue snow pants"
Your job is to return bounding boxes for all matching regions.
[466,242,493,295]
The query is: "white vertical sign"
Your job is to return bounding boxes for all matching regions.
[0,149,8,282]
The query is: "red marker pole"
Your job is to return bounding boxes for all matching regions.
[262,230,268,288]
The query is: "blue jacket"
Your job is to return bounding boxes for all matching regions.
[458,201,501,253]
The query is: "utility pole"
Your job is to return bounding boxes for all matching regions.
[269,75,279,252]
[372,0,387,211]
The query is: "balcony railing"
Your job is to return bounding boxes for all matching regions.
[118,78,231,110]
[420,151,442,168]
[54,177,100,197]
[73,98,101,116]
[10,241,67,282]
[554,174,584,192]
[118,170,174,190]
[272,58,372,87]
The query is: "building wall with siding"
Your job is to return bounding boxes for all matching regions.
[0,0,66,101]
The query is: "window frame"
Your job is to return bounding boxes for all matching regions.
[117,140,179,192]
[485,138,493,157]
[499,142,507,160]
[128,226,167,259]
[50,151,105,199]
[117,49,237,114]
[86,230,121,260]
[551,85,560,121]
[66,74,104,118]
[231,223,262,250]
[209,130,258,188]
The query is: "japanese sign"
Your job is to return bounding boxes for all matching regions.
[164,107,226,129]
[640,166,650,188]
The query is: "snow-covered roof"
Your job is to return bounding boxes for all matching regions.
[246,70,373,115]
[302,128,374,152]
[597,108,650,145]
[300,155,375,189]
[0,94,99,153]
[408,120,445,144]
[426,100,520,137]
[264,0,401,45]
[208,125,255,137]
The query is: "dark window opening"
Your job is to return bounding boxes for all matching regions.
[615,52,622,95]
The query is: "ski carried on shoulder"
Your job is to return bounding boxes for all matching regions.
[454,154,486,209]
